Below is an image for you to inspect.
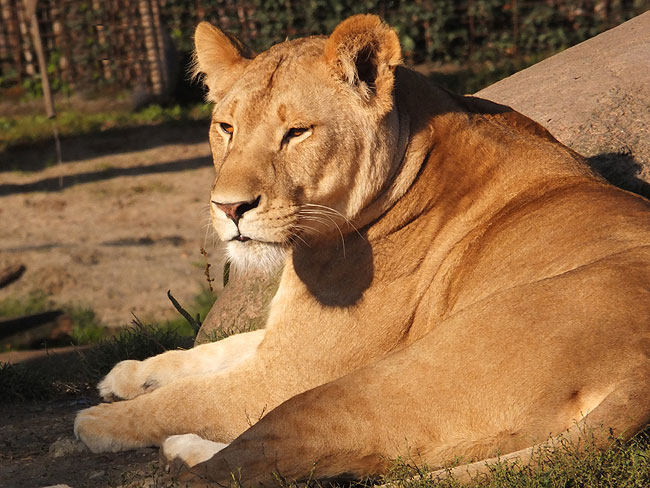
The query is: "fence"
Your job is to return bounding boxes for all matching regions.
[0,0,648,99]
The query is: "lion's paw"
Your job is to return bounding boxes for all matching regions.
[74,403,147,453]
[98,359,156,401]
[162,434,228,468]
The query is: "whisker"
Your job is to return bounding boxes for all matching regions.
[298,206,348,256]
[299,215,332,228]
[302,203,365,240]
[204,225,211,248]
[290,232,311,248]
[294,224,325,236]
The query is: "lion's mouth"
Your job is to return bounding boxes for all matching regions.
[233,234,251,242]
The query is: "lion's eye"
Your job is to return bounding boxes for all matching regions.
[282,127,312,146]
[219,122,234,135]
[286,127,308,138]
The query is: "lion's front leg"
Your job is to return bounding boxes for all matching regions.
[98,329,265,401]
[75,355,280,453]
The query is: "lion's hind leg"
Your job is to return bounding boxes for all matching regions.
[169,343,650,486]
[428,365,650,484]
[98,329,265,401]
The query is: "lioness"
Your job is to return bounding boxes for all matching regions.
[75,15,650,485]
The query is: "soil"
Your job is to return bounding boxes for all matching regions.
[0,121,225,328]
[1,122,220,487]
[0,397,163,488]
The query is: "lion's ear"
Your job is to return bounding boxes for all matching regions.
[193,22,254,102]
[324,15,401,110]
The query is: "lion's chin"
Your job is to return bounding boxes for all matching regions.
[225,239,289,274]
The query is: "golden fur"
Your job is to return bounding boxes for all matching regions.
[75,15,650,485]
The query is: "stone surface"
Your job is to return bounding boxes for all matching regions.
[195,266,280,344]
[477,11,650,198]
[48,436,89,458]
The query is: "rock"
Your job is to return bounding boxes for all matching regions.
[87,470,106,480]
[477,11,650,199]
[195,265,280,345]
[48,436,88,458]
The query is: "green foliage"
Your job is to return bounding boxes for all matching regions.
[381,431,650,487]
[162,0,648,65]
[0,290,51,318]
[77,317,192,382]
[427,53,546,95]
[0,362,53,401]
[165,286,218,337]
[0,102,211,153]
[5,1,646,100]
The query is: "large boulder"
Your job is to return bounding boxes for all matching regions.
[477,11,650,198]
[196,12,650,343]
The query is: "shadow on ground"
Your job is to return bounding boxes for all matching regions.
[1,119,211,171]
[0,155,212,196]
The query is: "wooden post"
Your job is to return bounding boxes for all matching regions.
[0,0,11,75]
[92,0,113,83]
[138,0,164,98]
[24,0,54,117]
[3,0,25,83]
[468,0,475,59]
[24,0,62,176]
[512,0,519,55]
[149,0,169,95]
[17,0,36,76]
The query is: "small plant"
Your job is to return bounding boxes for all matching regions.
[78,316,192,383]
[165,285,218,337]
[0,362,53,401]
[65,305,107,345]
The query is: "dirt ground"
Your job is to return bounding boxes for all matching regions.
[0,122,225,328]
[0,397,163,488]
[1,123,223,487]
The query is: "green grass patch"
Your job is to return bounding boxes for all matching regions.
[165,286,218,337]
[0,102,212,154]
[0,318,193,402]
[0,289,50,317]
[0,285,218,401]
[0,286,216,351]
[381,431,650,487]
[0,291,109,351]
[77,317,194,384]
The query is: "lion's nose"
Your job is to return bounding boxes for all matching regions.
[212,196,261,225]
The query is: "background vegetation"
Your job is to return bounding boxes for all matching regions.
[2,0,648,99]
[1,0,648,156]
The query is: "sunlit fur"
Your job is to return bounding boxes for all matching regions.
[224,240,288,274]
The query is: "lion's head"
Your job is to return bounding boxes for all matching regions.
[194,16,404,270]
